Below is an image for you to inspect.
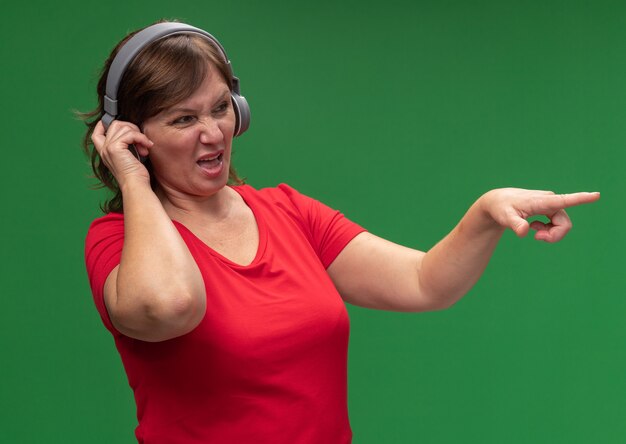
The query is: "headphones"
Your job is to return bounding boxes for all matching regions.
[102,22,251,136]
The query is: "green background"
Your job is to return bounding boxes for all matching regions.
[1,0,624,442]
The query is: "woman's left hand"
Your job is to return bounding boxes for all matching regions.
[479,188,601,243]
[329,187,600,312]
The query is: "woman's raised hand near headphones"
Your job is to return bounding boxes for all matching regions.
[92,120,154,189]
[92,118,207,342]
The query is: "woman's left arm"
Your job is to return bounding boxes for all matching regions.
[327,189,600,312]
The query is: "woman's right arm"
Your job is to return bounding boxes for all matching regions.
[92,120,206,342]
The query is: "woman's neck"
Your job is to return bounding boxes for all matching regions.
[157,185,238,224]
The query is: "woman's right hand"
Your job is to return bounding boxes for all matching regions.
[91,120,154,188]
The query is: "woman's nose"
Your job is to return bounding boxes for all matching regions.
[199,118,223,144]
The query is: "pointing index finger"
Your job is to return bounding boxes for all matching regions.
[548,192,601,211]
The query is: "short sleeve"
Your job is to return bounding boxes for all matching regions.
[277,184,366,268]
[84,213,125,333]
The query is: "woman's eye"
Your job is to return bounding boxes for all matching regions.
[214,101,230,114]
[172,115,195,125]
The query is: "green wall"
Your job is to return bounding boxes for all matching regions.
[1,1,624,442]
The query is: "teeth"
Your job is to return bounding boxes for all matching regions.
[200,153,220,162]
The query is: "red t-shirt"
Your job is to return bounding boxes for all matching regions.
[85,184,365,443]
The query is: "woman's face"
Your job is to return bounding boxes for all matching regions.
[142,65,236,202]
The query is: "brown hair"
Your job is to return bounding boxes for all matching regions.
[79,23,244,213]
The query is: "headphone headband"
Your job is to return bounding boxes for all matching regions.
[102,22,249,135]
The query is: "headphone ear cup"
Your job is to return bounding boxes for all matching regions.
[231,93,250,136]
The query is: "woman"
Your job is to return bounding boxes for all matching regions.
[82,21,599,444]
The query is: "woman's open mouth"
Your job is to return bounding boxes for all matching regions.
[197,152,224,177]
